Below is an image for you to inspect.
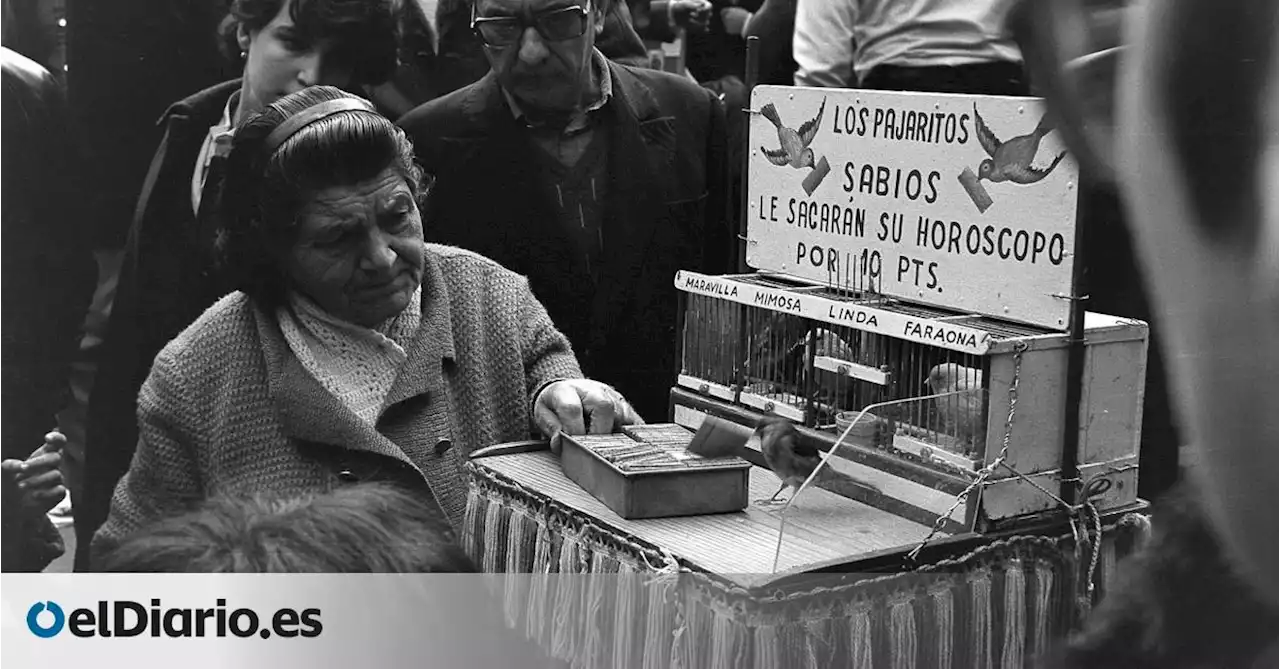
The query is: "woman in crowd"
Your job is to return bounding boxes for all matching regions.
[90,85,640,566]
[77,0,402,570]
[97,483,476,573]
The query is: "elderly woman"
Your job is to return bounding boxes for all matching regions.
[78,0,406,570]
[89,86,640,565]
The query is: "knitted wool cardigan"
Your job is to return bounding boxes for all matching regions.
[90,245,583,564]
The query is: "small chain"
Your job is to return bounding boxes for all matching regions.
[900,339,1110,618]
[908,341,1029,562]
[1082,500,1103,607]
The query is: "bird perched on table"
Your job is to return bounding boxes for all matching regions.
[747,415,881,504]
[759,97,827,169]
[973,103,1068,185]
[925,363,988,454]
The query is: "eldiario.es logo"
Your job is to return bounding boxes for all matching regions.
[27,599,322,639]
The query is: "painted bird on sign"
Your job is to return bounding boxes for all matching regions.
[759,97,827,169]
[973,103,1068,185]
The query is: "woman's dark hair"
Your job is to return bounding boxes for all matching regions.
[95,483,477,573]
[216,85,425,307]
[217,0,401,86]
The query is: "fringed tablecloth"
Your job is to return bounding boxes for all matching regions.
[464,461,1152,669]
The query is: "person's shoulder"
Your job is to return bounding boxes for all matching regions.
[397,79,485,137]
[0,47,53,88]
[154,292,259,373]
[427,244,523,283]
[0,48,62,127]
[612,64,717,133]
[614,63,715,106]
[426,245,539,329]
[160,79,241,125]
[426,245,536,305]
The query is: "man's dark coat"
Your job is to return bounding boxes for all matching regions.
[398,61,733,422]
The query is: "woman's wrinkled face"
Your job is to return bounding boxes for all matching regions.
[286,168,426,327]
[237,1,355,119]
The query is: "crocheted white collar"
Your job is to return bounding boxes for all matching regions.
[276,285,424,425]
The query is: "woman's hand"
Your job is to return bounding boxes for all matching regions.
[0,432,68,517]
[534,380,645,453]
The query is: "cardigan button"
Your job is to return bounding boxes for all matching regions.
[337,469,359,483]
[434,440,453,456]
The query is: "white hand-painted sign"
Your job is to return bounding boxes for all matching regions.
[746,85,1080,330]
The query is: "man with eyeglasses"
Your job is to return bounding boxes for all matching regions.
[399,0,732,425]
[433,0,658,99]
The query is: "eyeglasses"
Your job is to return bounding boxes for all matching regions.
[471,1,592,48]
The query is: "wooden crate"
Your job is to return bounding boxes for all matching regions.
[559,426,752,520]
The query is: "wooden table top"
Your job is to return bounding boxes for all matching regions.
[475,450,945,588]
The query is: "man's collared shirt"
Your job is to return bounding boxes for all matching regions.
[191,90,240,215]
[793,0,1022,87]
[502,48,613,168]
[502,49,614,278]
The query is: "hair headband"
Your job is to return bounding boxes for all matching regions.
[263,97,381,154]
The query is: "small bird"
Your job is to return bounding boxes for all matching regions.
[745,321,855,410]
[973,103,1068,185]
[747,415,881,504]
[759,97,827,169]
[809,327,857,361]
[924,362,987,454]
[745,312,808,385]
[806,327,859,412]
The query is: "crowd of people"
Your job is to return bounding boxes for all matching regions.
[1,0,1274,666]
